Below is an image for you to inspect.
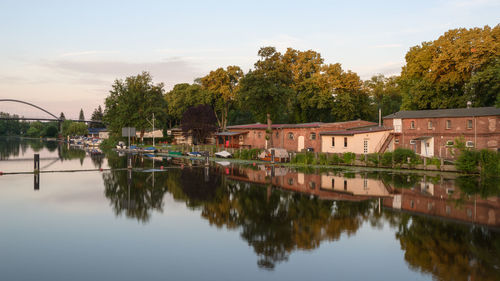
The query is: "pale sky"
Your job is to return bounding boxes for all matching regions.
[0,0,498,119]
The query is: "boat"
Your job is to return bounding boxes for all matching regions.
[187,151,202,157]
[116,141,127,150]
[215,151,232,158]
[168,151,182,156]
[142,146,157,153]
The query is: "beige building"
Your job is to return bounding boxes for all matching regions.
[320,127,392,154]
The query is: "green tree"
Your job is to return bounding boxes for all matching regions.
[400,25,500,110]
[164,83,211,127]
[238,47,293,146]
[78,108,85,121]
[104,72,167,139]
[89,105,104,128]
[364,74,402,117]
[201,65,243,131]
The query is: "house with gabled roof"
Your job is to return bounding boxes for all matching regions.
[383,106,500,159]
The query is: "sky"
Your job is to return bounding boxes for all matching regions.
[0,0,498,119]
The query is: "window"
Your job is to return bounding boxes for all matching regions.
[428,121,433,129]
[410,121,415,129]
[239,135,244,141]
[344,137,348,147]
[310,133,316,140]
[466,141,474,148]
[275,132,279,137]
[467,119,473,129]
[257,132,261,138]
[410,200,414,208]
[395,138,400,144]
[331,137,335,147]
[446,140,454,146]
[344,180,347,190]
[288,178,294,185]
[288,132,294,140]
[410,140,416,145]
[331,178,335,188]
[446,120,451,129]
[309,181,316,189]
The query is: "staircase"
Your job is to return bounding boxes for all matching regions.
[378,133,394,153]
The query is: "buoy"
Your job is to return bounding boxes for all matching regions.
[100,168,103,172]
[160,166,164,170]
[253,162,256,166]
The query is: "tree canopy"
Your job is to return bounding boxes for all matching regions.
[400,25,499,110]
[104,72,167,138]
[181,104,217,145]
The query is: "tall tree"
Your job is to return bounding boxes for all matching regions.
[364,75,402,117]
[238,47,293,147]
[400,25,499,110]
[181,105,217,145]
[89,105,104,128]
[78,109,85,121]
[201,66,243,131]
[164,83,211,127]
[104,72,167,139]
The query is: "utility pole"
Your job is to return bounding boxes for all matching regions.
[147,113,156,147]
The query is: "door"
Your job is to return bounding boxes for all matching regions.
[298,136,304,151]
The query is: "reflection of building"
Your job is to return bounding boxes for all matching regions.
[384,107,500,159]
[222,120,376,151]
[383,179,500,227]
[224,165,500,227]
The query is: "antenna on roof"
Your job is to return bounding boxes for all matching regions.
[467,101,472,109]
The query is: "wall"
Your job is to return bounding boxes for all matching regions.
[384,115,500,158]
[320,130,389,154]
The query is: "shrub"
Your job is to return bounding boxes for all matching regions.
[367,153,380,166]
[479,149,500,176]
[318,153,328,165]
[343,152,356,165]
[456,149,480,173]
[381,152,393,166]
[393,148,417,164]
[328,154,343,165]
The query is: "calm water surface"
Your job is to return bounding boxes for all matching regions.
[1,137,499,281]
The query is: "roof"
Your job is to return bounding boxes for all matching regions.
[227,120,376,130]
[320,126,390,136]
[215,131,248,136]
[88,128,107,134]
[384,107,500,119]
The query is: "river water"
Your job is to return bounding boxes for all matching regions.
[0,137,499,281]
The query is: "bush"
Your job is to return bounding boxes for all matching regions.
[381,152,393,166]
[367,153,380,166]
[456,149,480,173]
[343,152,356,165]
[479,149,500,176]
[393,148,417,164]
[328,154,343,165]
[318,153,328,165]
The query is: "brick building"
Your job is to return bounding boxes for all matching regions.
[383,107,500,159]
[219,120,376,152]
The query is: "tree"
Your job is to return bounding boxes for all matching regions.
[238,47,293,147]
[400,25,499,110]
[364,75,402,117]
[59,112,66,120]
[164,83,211,127]
[104,72,167,139]
[201,65,243,131]
[181,105,217,145]
[89,105,104,128]
[79,109,85,121]
[62,121,88,136]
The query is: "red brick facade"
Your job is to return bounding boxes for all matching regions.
[225,120,376,152]
[384,110,500,159]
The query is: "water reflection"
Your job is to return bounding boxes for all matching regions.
[99,162,500,277]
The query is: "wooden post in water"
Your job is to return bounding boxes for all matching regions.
[34,173,39,190]
[34,154,40,173]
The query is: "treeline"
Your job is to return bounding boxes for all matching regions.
[102,25,498,138]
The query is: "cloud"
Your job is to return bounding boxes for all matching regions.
[39,57,204,89]
[449,0,500,8]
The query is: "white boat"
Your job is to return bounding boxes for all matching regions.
[215,151,232,158]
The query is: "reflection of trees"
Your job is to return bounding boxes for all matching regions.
[103,170,169,223]
[396,215,500,281]
[456,175,500,198]
[58,145,86,161]
[0,137,20,159]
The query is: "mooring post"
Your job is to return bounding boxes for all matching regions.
[205,155,209,166]
[34,154,40,173]
[271,149,275,163]
[34,173,39,190]
[127,153,132,169]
